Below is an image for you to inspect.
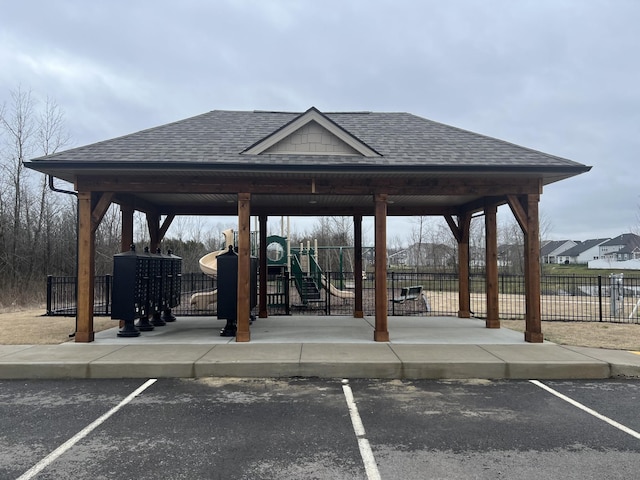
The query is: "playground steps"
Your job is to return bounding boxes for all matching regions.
[299,275,322,304]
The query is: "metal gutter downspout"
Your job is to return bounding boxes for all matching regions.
[48,175,77,197]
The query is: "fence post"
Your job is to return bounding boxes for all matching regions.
[391,272,396,315]
[46,275,53,315]
[105,274,112,316]
[326,271,331,315]
[285,271,291,316]
[598,275,603,322]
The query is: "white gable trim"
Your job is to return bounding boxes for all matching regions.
[243,108,380,157]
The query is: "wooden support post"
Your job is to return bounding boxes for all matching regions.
[158,214,175,249]
[76,191,96,342]
[75,191,113,342]
[524,194,543,342]
[374,194,389,341]
[146,213,160,252]
[484,203,500,328]
[259,215,268,318]
[236,193,251,342]
[446,212,472,318]
[353,215,364,318]
[145,212,175,252]
[507,193,543,343]
[120,204,134,252]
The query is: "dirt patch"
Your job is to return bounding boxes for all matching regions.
[0,308,116,345]
[1,308,639,350]
[501,320,640,351]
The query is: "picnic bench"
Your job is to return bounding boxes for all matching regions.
[391,285,431,312]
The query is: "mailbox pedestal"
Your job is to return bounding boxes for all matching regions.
[216,246,257,337]
[111,246,182,338]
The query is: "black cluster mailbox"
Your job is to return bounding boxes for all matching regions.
[217,246,258,336]
[111,246,182,337]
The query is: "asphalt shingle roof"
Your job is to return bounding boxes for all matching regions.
[560,238,609,257]
[28,109,589,172]
[600,233,640,248]
[540,240,573,257]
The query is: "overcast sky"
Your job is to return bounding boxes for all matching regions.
[2,0,638,243]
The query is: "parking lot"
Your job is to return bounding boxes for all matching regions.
[2,378,640,479]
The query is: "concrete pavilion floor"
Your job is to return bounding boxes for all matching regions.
[92,315,527,345]
[1,315,640,380]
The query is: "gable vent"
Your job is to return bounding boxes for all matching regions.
[242,106,380,157]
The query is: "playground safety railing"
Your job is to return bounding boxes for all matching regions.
[289,254,308,303]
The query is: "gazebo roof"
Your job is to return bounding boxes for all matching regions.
[25,107,591,217]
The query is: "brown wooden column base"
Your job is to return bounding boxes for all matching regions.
[525,331,544,343]
[458,310,471,318]
[75,331,95,343]
[486,319,501,329]
[374,330,389,342]
[354,310,364,318]
[236,192,252,344]
[373,194,389,344]
[236,332,251,342]
[259,311,268,318]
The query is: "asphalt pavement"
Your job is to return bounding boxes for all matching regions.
[3,377,640,479]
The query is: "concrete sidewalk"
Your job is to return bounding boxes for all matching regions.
[1,316,639,380]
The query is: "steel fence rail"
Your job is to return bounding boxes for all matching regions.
[45,271,640,324]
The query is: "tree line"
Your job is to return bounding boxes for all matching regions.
[0,88,234,308]
[1,87,76,307]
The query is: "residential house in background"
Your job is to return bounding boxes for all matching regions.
[498,244,524,272]
[388,234,636,270]
[540,239,579,264]
[405,242,457,270]
[599,233,640,261]
[387,248,408,268]
[469,245,486,269]
[556,238,609,264]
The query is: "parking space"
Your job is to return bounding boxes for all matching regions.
[542,380,640,434]
[2,378,640,479]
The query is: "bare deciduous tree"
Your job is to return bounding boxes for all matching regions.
[0,86,72,306]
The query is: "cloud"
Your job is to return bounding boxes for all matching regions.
[1,0,638,240]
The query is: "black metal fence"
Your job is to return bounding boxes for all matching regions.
[46,273,217,317]
[46,271,640,324]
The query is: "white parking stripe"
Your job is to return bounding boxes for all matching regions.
[342,380,382,480]
[530,380,640,440]
[17,378,158,480]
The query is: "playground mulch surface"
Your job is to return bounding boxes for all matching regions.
[0,308,639,350]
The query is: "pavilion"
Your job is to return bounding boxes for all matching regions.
[25,107,590,343]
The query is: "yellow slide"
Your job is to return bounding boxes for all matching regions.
[190,229,234,309]
[320,275,355,299]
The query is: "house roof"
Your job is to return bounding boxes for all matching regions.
[560,238,609,257]
[24,107,591,217]
[540,240,575,257]
[600,233,640,248]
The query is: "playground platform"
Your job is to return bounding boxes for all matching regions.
[1,315,639,380]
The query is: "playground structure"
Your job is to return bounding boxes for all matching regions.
[189,229,234,309]
[267,234,355,308]
[191,229,355,311]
